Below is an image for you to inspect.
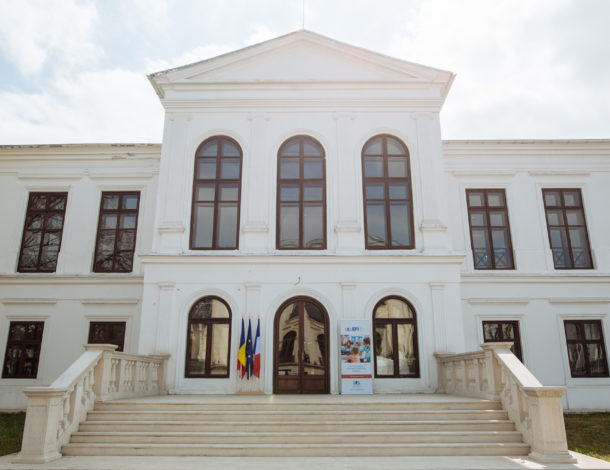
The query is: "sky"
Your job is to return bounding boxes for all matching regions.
[0,0,609,144]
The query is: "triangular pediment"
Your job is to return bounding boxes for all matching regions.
[149,31,453,96]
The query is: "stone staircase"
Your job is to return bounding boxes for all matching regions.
[61,395,530,457]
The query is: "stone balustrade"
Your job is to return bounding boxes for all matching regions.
[14,344,169,464]
[436,342,575,463]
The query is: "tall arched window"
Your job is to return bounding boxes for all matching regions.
[362,135,414,249]
[185,296,231,378]
[277,136,326,249]
[191,136,242,249]
[373,296,419,378]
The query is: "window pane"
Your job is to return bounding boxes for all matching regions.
[209,324,230,375]
[303,184,323,201]
[120,214,137,229]
[196,183,215,201]
[198,140,217,157]
[46,214,63,229]
[563,190,581,207]
[584,323,601,340]
[281,139,300,156]
[502,323,516,340]
[221,140,240,157]
[390,202,411,247]
[219,184,239,202]
[278,304,299,374]
[489,211,507,227]
[102,214,117,229]
[366,202,386,247]
[193,203,214,247]
[216,203,238,248]
[375,324,394,375]
[47,195,66,210]
[118,231,135,251]
[122,195,139,210]
[487,192,505,207]
[470,211,486,227]
[102,194,119,210]
[303,139,323,157]
[280,158,300,178]
[188,323,207,375]
[468,192,485,207]
[492,229,511,268]
[220,159,240,179]
[197,159,216,179]
[588,344,608,375]
[280,184,299,202]
[375,298,413,319]
[567,343,586,376]
[546,210,564,226]
[397,323,416,375]
[303,204,324,248]
[386,137,405,155]
[388,183,408,200]
[364,157,383,177]
[363,137,383,155]
[544,191,561,206]
[40,233,60,270]
[472,228,491,268]
[565,322,580,340]
[26,214,43,230]
[484,323,499,341]
[279,203,299,248]
[365,183,384,200]
[387,157,407,178]
[31,194,47,209]
[303,159,323,178]
[565,210,584,226]
[95,231,115,270]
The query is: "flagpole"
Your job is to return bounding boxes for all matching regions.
[258,313,262,393]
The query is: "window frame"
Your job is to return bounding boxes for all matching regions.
[184,296,232,378]
[361,135,414,250]
[87,321,126,352]
[466,189,515,270]
[542,188,593,269]
[190,136,243,250]
[563,319,609,378]
[2,321,45,379]
[372,296,420,378]
[482,320,523,361]
[276,135,327,250]
[93,191,140,273]
[18,192,68,273]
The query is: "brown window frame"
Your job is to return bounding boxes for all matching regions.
[276,135,327,250]
[482,320,523,362]
[372,296,420,378]
[563,320,609,378]
[18,192,68,273]
[87,321,126,352]
[466,189,515,270]
[190,136,243,250]
[361,135,414,250]
[184,296,232,378]
[93,192,140,273]
[542,188,593,269]
[2,321,44,379]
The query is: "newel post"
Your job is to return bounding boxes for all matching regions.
[480,342,512,399]
[150,354,171,393]
[84,343,117,402]
[13,388,66,463]
[523,387,576,463]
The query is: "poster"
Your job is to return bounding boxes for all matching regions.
[340,320,373,394]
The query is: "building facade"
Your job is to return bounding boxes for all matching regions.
[1,31,608,410]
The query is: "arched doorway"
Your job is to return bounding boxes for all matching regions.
[274,297,330,394]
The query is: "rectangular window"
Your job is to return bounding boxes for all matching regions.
[2,321,44,378]
[93,192,140,272]
[564,320,608,377]
[18,193,68,272]
[542,189,593,269]
[466,189,514,269]
[87,321,126,352]
[482,321,523,362]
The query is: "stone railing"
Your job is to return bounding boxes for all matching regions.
[14,344,169,464]
[436,342,575,464]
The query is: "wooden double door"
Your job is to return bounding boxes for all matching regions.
[274,297,329,394]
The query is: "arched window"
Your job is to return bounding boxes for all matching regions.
[373,296,419,378]
[362,135,414,249]
[191,136,242,249]
[277,136,326,249]
[185,296,231,378]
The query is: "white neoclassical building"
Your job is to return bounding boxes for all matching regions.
[1,30,609,411]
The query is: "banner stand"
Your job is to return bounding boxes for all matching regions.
[340,320,373,394]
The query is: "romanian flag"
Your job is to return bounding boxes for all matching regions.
[253,318,261,378]
[238,318,246,378]
[245,318,254,379]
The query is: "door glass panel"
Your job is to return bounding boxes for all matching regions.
[277,304,299,376]
[303,302,325,375]
[375,324,394,375]
[188,323,207,375]
[397,323,416,375]
[209,324,229,375]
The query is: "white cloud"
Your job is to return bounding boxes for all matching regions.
[133,0,170,28]
[0,0,100,77]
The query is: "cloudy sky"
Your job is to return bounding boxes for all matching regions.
[0,0,608,144]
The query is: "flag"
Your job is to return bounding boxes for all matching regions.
[253,318,261,378]
[238,318,246,378]
[246,318,254,379]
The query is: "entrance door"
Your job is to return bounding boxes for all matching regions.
[274,297,329,394]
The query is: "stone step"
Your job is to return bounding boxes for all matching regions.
[62,442,531,457]
[79,419,516,432]
[86,409,508,422]
[70,430,525,445]
[94,400,503,412]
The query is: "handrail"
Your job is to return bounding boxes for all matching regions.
[436,342,575,463]
[14,344,169,464]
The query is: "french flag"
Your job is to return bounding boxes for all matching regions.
[253,318,261,378]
